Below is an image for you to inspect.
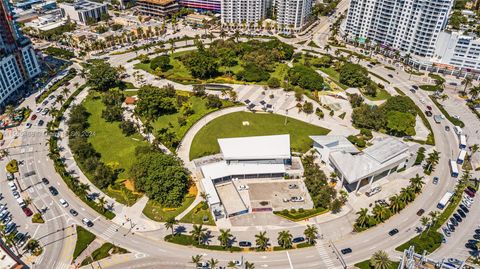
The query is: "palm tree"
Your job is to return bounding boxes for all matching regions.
[461,76,473,92]
[400,187,415,203]
[372,204,390,223]
[324,44,331,53]
[97,196,107,213]
[191,255,202,266]
[469,85,480,100]
[245,261,255,269]
[227,261,237,268]
[425,150,440,173]
[62,87,70,97]
[389,195,405,213]
[4,105,15,119]
[471,144,479,155]
[55,94,65,105]
[304,225,318,245]
[164,217,178,235]
[255,231,270,250]
[420,216,430,234]
[355,208,370,228]
[409,174,425,193]
[370,250,392,269]
[277,230,293,249]
[218,229,233,248]
[208,258,219,269]
[200,192,209,202]
[190,224,207,245]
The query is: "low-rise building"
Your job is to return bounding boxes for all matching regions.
[25,13,67,32]
[311,136,414,192]
[59,0,108,25]
[185,13,213,26]
[136,0,180,18]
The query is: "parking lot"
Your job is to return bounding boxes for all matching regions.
[247,180,313,211]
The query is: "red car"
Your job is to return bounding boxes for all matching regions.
[427,105,432,110]
[31,114,37,120]
[22,207,33,217]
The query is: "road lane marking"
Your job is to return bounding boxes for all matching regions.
[93,216,100,222]
[32,225,41,238]
[46,214,67,222]
[286,251,293,269]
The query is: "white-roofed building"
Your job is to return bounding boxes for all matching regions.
[311,136,413,192]
[218,134,291,164]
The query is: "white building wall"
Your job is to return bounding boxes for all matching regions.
[342,0,453,57]
[21,45,41,79]
[221,0,267,25]
[433,31,480,72]
[0,55,24,105]
[275,0,312,31]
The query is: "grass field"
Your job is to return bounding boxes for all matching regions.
[148,94,234,143]
[179,201,215,225]
[318,67,349,90]
[73,226,96,260]
[83,93,149,179]
[143,194,195,222]
[189,111,330,160]
[363,87,392,101]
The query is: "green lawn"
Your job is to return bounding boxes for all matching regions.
[148,94,234,144]
[318,67,349,90]
[363,87,391,101]
[83,93,150,179]
[164,234,242,252]
[73,226,96,260]
[189,112,330,160]
[179,201,215,225]
[270,63,290,82]
[143,195,195,222]
[274,208,328,221]
[355,260,399,269]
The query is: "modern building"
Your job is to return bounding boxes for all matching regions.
[59,0,107,25]
[274,0,313,31]
[311,136,413,192]
[431,31,480,73]
[342,0,453,57]
[136,0,179,18]
[0,0,41,107]
[180,0,221,12]
[221,0,268,25]
[200,134,292,218]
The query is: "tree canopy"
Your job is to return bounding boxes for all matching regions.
[287,65,324,91]
[86,60,120,91]
[150,55,172,72]
[339,63,370,87]
[136,84,177,119]
[130,149,190,207]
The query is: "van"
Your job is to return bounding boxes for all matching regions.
[16,198,25,208]
[453,126,463,135]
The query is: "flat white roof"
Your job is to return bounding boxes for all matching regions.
[218,135,291,161]
[201,161,286,181]
[310,135,360,154]
[216,182,247,215]
[458,149,467,160]
[329,137,410,184]
[200,178,220,205]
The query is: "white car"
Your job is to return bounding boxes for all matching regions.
[59,199,69,208]
[36,107,42,113]
[291,196,305,202]
[8,182,17,191]
[238,185,249,191]
[231,260,242,266]
[26,123,32,129]
[453,115,460,120]
[12,191,20,199]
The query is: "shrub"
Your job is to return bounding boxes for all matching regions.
[150,55,172,72]
[6,159,18,173]
[205,95,223,109]
[32,213,45,224]
[415,147,426,165]
[267,77,281,88]
[237,63,270,82]
[120,120,136,136]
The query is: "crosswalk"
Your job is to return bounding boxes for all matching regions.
[316,242,341,269]
[101,224,120,238]
[54,262,71,269]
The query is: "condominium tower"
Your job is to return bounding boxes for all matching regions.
[0,0,41,106]
[342,0,453,57]
[274,0,312,31]
[221,0,268,25]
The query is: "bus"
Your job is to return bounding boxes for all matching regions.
[459,135,467,149]
[457,150,467,164]
[437,191,454,210]
[450,160,459,177]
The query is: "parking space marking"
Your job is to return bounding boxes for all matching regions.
[286,251,293,269]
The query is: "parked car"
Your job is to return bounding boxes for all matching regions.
[410,89,416,93]
[416,209,425,216]
[465,189,475,198]
[38,120,44,126]
[288,184,298,189]
[425,111,433,117]
[59,199,69,208]
[466,243,478,250]
[474,234,480,240]
[239,241,252,247]
[48,186,58,196]
[459,204,469,213]
[426,105,432,110]
[8,182,17,191]
[466,186,477,194]
[366,186,382,197]
[69,209,78,216]
[82,218,94,227]
[433,177,439,184]
[445,126,450,132]
[388,74,394,78]
[22,207,33,217]
[291,196,304,202]
[42,100,48,106]
[453,213,462,222]
[26,123,32,129]
[475,229,480,235]
[36,107,42,113]
[41,178,49,185]
[41,108,49,116]
[6,173,14,181]
[412,85,419,89]
[388,229,399,236]
[238,185,249,191]
[457,209,466,218]
[12,191,20,199]
[292,237,305,243]
[341,248,352,255]
[450,217,458,226]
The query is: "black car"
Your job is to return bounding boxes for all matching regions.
[450,217,458,226]
[48,186,58,196]
[416,209,425,216]
[239,241,252,247]
[388,74,394,78]
[459,204,469,213]
[475,229,480,234]
[412,85,419,89]
[453,213,462,222]
[474,234,480,240]
[466,243,478,250]
[41,178,49,185]
[38,120,44,126]
[341,248,352,255]
[457,209,466,218]
[425,111,433,117]
[468,239,478,245]
[69,209,78,216]
[388,229,399,236]
[448,223,455,232]
[292,237,305,243]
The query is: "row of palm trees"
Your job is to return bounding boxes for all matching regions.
[191,255,255,269]
[355,174,425,231]
[165,220,320,250]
